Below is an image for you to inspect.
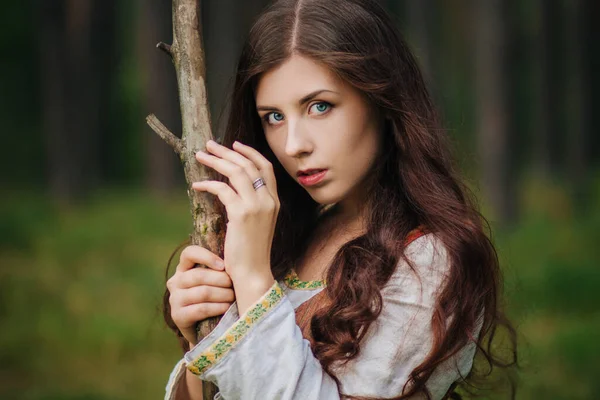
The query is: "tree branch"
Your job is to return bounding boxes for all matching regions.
[156,41,173,58]
[146,113,183,154]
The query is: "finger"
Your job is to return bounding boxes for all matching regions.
[195,150,256,200]
[181,302,233,322]
[191,180,239,212]
[206,140,273,200]
[207,139,264,185]
[232,140,279,200]
[179,286,236,306]
[177,245,226,273]
[180,267,233,289]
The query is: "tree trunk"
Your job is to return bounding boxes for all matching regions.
[40,1,70,202]
[474,0,512,223]
[40,0,115,204]
[564,0,588,201]
[583,0,599,168]
[540,0,566,176]
[531,0,552,178]
[405,0,435,86]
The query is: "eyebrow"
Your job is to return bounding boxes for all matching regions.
[256,89,338,112]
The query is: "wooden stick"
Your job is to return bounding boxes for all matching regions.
[147,1,224,398]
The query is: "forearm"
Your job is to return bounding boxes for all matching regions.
[178,369,203,400]
[174,343,204,400]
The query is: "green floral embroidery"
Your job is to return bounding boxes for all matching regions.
[187,281,284,376]
[283,269,326,290]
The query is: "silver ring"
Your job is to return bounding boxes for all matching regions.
[252,177,266,190]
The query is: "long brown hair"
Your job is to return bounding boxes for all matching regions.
[162,0,518,398]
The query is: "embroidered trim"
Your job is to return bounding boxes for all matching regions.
[186,281,284,376]
[283,268,326,290]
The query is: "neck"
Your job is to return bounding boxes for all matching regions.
[323,202,367,237]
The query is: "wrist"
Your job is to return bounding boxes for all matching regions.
[230,267,275,288]
[231,268,277,315]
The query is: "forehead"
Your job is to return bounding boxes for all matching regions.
[255,54,344,105]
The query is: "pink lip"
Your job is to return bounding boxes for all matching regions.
[298,169,328,186]
[297,168,326,177]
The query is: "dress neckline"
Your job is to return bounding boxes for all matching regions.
[282,227,427,291]
[283,268,327,290]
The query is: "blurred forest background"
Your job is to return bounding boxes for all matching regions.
[0,0,598,399]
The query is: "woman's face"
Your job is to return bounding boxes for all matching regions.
[255,54,383,218]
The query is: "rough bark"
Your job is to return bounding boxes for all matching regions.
[146,1,225,398]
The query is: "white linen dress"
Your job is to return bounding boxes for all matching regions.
[164,233,482,400]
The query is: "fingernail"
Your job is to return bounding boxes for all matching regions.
[216,260,225,270]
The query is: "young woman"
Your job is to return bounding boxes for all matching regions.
[163,0,517,399]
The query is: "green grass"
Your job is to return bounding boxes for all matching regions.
[0,188,190,399]
[0,178,598,399]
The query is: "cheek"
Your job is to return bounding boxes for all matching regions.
[333,112,371,152]
[336,116,381,172]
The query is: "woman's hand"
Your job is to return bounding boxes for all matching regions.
[192,139,280,283]
[167,245,235,346]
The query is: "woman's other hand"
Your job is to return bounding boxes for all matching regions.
[167,245,235,346]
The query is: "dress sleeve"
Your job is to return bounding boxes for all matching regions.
[334,233,483,398]
[168,233,482,400]
[164,357,187,400]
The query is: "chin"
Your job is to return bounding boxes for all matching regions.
[306,188,346,205]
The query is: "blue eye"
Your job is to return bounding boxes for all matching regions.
[261,101,333,127]
[263,112,284,125]
[310,102,331,114]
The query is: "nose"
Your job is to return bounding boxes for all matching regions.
[284,118,313,158]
